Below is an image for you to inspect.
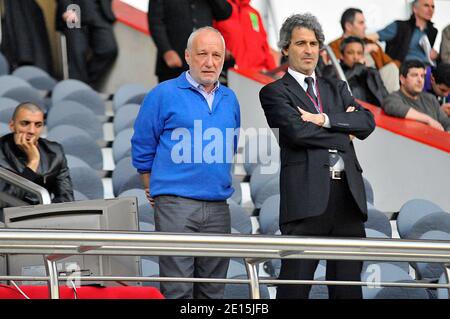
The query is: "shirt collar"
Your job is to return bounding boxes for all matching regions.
[186,71,220,94]
[287,68,316,89]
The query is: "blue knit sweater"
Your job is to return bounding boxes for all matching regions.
[131,72,241,201]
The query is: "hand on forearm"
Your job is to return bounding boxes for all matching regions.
[163,50,183,68]
[297,107,325,126]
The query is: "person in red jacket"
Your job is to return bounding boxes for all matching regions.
[214,0,277,72]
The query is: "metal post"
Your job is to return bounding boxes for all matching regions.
[245,259,261,299]
[45,258,60,299]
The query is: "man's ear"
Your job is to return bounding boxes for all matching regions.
[185,49,190,66]
[8,120,15,133]
[400,74,406,86]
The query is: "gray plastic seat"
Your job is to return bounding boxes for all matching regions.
[113,103,140,134]
[363,177,374,205]
[243,133,280,177]
[61,89,106,116]
[365,208,392,237]
[65,155,91,169]
[70,166,104,199]
[113,128,133,163]
[228,199,252,234]
[397,199,443,238]
[113,84,148,111]
[0,53,9,75]
[259,194,280,235]
[47,101,103,141]
[0,97,19,122]
[2,86,47,112]
[51,79,92,102]
[112,157,141,196]
[406,211,450,239]
[12,66,57,91]
[230,176,242,205]
[361,262,428,299]
[0,75,31,96]
[119,188,154,225]
[437,273,449,299]
[249,164,280,209]
[410,229,450,281]
[47,125,103,170]
[0,123,10,136]
[73,190,89,201]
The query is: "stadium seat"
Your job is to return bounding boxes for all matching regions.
[141,257,160,290]
[0,53,10,75]
[243,133,280,177]
[12,66,57,92]
[0,97,19,123]
[361,262,429,299]
[0,75,31,96]
[363,177,374,205]
[2,86,47,112]
[73,190,89,201]
[47,125,103,170]
[51,79,91,101]
[0,123,10,136]
[113,103,140,134]
[228,199,252,234]
[396,199,443,238]
[60,89,106,116]
[365,208,392,237]
[47,101,103,141]
[112,157,141,196]
[113,84,147,111]
[259,194,280,235]
[112,128,133,163]
[65,155,91,169]
[230,176,242,205]
[70,166,104,199]
[437,273,450,299]
[249,164,280,209]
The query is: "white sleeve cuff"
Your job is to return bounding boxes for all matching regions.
[322,113,331,128]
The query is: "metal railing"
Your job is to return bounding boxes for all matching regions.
[0,229,449,299]
[0,167,52,206]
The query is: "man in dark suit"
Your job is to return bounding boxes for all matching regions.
[56,0,118,88]
[259,13,375,299]
[148,0,232,83]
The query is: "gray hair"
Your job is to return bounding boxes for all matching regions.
[186,26,226,51]
[278,13,325,50]
[11,102,44,121]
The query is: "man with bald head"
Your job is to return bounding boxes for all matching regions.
[131,27,240,299]
[0,103,74,218]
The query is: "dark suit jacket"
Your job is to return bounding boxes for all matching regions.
[259,73,375,226]
[147,0,232,78]
[56,0,115,31]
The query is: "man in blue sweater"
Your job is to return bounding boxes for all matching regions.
[131,27,240,299]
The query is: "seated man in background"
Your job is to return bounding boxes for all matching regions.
[214,0,277,72]
[328,8,399,93]
[424,63,450,116]
[367,0,438,67]
[382,60,450,132]
[324,37,388,107]
[0,103,74,218]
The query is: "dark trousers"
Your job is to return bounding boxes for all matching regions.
[154,195,231,299]
[63,7,118,87]
[277,176,366,299]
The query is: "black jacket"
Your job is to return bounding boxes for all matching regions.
[0,133,74,204]
[259,73,375,226]
[385,14,438,64]
[148,0,232,79]
[56,0,116,31]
